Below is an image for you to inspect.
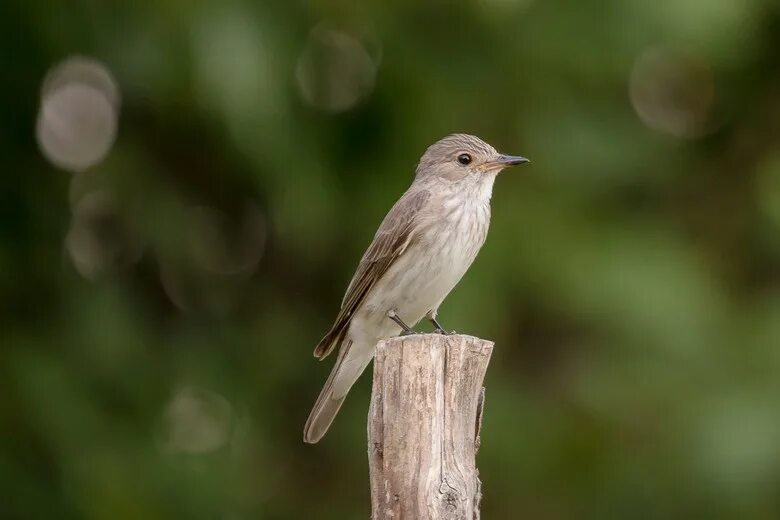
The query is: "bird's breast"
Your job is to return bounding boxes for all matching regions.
[359,194,491,330]
[429,194,491,263]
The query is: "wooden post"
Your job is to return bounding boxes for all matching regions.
[368,334,493,519]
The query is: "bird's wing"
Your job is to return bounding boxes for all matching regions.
[313,188,432,359]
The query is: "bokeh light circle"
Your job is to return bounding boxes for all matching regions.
[36,56,120,172]
[630,47,715,139]
[295,25,377,113]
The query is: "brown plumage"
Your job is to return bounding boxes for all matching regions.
[304,134,528,443]
[312,189,431,359]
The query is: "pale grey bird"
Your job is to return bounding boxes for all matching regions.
[304,133,529,443]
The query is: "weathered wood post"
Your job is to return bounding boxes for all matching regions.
[368,334,494,519]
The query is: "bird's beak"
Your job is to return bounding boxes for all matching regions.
[482,154,530,171]
[496,154,530,166]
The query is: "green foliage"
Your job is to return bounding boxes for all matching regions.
[2,0,780,517]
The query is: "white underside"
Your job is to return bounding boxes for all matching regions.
[331,174,495,398]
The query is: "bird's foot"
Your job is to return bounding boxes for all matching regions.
[387,310,418,335]
[433,328,457,335]
[429,316,456,335]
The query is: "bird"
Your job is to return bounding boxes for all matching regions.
[304,133,529,443]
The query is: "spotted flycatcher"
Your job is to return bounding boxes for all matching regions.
[304,134,529,443]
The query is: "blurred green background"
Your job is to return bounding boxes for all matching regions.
[3,0,780,518]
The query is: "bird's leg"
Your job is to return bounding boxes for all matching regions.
[387,309,418,336]
[427,312,455,335]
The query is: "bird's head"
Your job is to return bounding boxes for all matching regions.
[415,133,529,182]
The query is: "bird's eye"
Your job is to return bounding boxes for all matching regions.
[457,153,472,165]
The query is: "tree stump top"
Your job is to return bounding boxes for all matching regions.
[368,334,494,519]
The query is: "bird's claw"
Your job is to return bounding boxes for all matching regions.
[429,316,455,335]
[434,328,456,335]
[388,309,418,335]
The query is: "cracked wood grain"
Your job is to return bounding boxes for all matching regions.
[368,334,494,519]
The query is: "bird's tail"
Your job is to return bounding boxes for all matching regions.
[304,338,372,443]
